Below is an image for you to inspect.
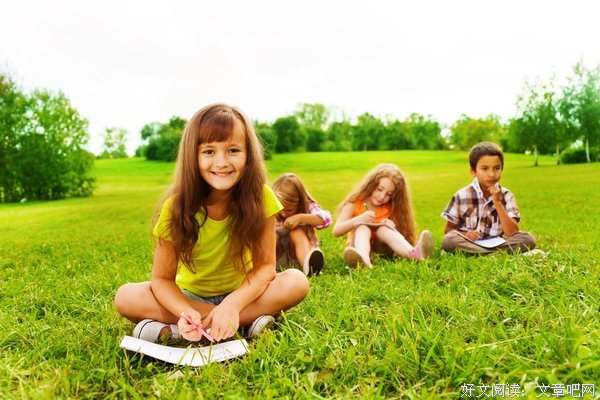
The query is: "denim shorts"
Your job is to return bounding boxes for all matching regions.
[182,289,230,306]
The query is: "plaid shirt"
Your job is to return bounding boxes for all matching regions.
[441,178,521,238]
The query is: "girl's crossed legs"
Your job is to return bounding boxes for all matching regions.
[114,269,308,328]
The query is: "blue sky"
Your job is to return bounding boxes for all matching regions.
[2,0,599,154]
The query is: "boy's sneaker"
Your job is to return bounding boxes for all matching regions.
[408,230,434,260]
[303,247,324,276]
[243,315,276,339]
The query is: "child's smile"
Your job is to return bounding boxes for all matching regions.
[198,123,247,194]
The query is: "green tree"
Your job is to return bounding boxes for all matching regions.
[352,113,384,151]
[0,78,95,202]
[305,127,326,152]
[294,103,330,130]
[559,62,600,163]
[450,114,506,150]
[98,127,128,159]
[142,116,187,161]
[324,120,352,151]
[509,78,566,166]
[0,74,27,202]
[383,119,415,150]
[273,116,304,153]
[406,113,444,150]
[254,121,275,159]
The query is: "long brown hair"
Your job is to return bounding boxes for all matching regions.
[154,103,267,272]
[272,173,317,243]
[339,163,416,245]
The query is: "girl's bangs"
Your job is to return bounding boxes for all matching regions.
[199,111,236,144]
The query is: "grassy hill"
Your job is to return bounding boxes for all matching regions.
[0,151,598,398]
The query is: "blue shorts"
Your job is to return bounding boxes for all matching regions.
[182,289,229,306]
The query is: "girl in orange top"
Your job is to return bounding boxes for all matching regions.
[333,163,434,267]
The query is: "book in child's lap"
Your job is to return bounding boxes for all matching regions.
[119,335,248,366]
[456,231,507,248]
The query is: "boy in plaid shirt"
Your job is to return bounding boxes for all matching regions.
[441,142,536,254]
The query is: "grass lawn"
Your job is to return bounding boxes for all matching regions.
[0,151,598,399]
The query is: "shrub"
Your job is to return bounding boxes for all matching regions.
[560,147,599,164]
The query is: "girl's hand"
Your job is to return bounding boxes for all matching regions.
[202,303,239,342]
[283,214,303,229]
[178,310,204,341]
[354,210,375,226]
[464,230,480,241]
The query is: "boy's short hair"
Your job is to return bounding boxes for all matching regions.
[469,141,504,170]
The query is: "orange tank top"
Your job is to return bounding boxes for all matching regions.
[347,200,392,245]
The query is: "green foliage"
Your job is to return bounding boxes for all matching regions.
[98,127,128,159]
[273,115,304,153]
[294,103,330,130]
[324,120,352,151]
[254,121,275,160]
[0,74,95,202]
[559,62,600,163]
[352,112,384,150]
[141,116,186,161]
[450,114,505,150]
[0,152,598,398]
[508,78,566,166]
[383,119,415,150]
[305,126,326,152]
[560,146,599,164]
[406,113,445,150]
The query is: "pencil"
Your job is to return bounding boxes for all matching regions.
[181,312,215,342]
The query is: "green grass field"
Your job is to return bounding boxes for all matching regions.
[1,151,598,399]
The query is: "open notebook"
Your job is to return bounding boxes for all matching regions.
[120,336,249,367]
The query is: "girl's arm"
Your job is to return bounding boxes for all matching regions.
[284,213,325,229]
[204,215,277,341]
[332,203,374,237]
[150,238,206,340]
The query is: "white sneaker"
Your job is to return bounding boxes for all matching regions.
[343,246,371,268]
[244,315,275,339]
[131,319,180,343]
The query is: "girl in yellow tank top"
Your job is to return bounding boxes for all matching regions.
[114,104,309,343]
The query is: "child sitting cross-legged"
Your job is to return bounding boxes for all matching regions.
[441,141,537,254]
[114,104,309,343]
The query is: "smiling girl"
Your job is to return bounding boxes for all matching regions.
[114,103,309,343]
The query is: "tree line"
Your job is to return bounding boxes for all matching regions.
[138,62,600,166]
[1,61,599,203]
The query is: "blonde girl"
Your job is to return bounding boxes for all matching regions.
[333,163,434,267]
[272,173,332,276]
[114,103,309,343]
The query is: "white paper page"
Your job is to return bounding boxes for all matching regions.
[119,336,248,367]
[474,236,507,248]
